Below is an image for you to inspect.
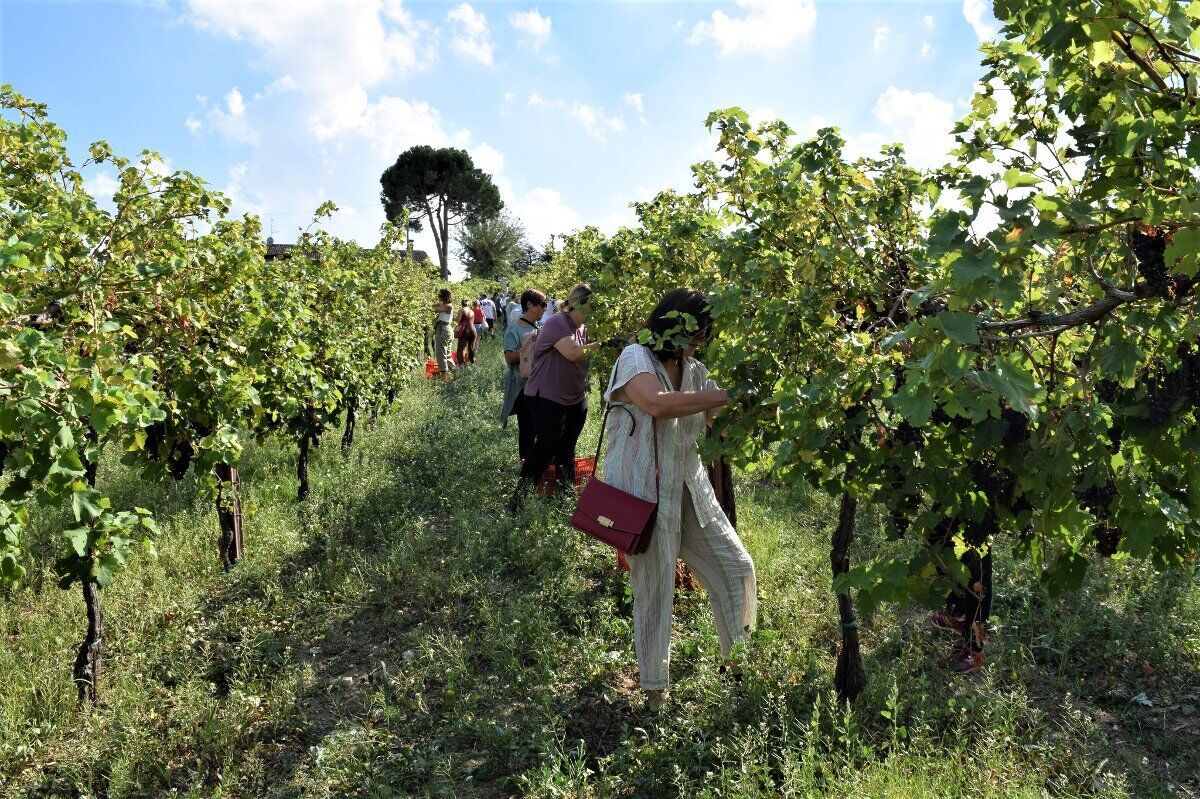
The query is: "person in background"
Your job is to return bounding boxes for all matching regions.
[431,288,454,380]
[493,289,507,327]
[502,289,547,460]
[472,299,486,354]
[506,292,522,327]
[508,284,599,512]
[456,299,478,365]
[481,293,496,338]
[602,288,755,710]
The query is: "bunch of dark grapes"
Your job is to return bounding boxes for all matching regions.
[1130,229,1169,295]
[167,438,194,480]
[1180,342,1200,405]
[0,441,8,478]
[916,297,948,319]
[1146,369,1185,426]
[1094,524,1121,557]
[1010,493,1033,516]
[886,471,922,537]
[894,420,924,448]
[1095,379,1119,404]
[144,422,166,460]
[1000,407,1030,446]
[1077,480,1117,519]
[1107,423,1124,453]
[969,459,1007,500]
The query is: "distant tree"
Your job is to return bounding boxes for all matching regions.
[456,211,526,281]
[380,146,502,280]
[514,243,547,275]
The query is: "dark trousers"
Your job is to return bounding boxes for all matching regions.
[521,394,587,486]
[456,331,477,364]
[513,393,536,462]
[931,516,993,651]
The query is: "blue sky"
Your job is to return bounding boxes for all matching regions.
[1,0,998,275]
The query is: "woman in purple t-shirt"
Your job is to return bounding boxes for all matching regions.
[508,283,602,512]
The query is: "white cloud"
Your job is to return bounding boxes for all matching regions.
[962,0,998,41]
[851,86,956,168]
[263,75,298,96]
[921,14,934,29]
[509,8,551,55]
[217,87,258,143]
[749,106,779,125]
[510,187,579,248]
[569,102,624,141]
[192,87,259,144]
[85,171,120,210]
[321,95,464,157]
[919,42,933,59]
[181,0,510,270]
[186,0,433,136]
[689,0,816,57]
[471,142,504,176]
[447,3,494,66]
[226,87,245,117]
[623,92,646,123]
[873,25,889,52]
[528,94,625,141]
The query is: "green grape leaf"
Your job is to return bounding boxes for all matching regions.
[71,489,104,523]
[937,311,981,345]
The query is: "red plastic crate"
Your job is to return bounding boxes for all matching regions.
[521,455,596,496]
[424,352,463,378]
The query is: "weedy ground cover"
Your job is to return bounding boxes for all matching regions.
[2,343,1197,798]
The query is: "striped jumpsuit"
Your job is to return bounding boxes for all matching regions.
[603,344,757,690]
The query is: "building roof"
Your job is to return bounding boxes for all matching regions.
[264,237,430,264]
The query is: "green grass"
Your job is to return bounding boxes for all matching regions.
[1,340,1197,798]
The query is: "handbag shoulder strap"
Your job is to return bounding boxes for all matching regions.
[593,352,664,502]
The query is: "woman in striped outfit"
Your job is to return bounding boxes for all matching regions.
[602,288,756,710]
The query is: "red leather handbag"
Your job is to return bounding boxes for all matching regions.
[570,403,659,555]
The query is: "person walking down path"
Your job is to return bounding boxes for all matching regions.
[491,290,506,328]
[481,294,496,338]
[456,300,478,366]
[506,293,521,328]
[601,288,756,711]
[502,289,547,461]
[508,284,600,511]
[432,288,455,380]
[472,300,486,351]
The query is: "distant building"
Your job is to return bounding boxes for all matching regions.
[265,237,295,261]
[264,237,430,264]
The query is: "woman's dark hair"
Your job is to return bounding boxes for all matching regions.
[644,288,713,361]
[437,288,451,302]
[521,289,548,312]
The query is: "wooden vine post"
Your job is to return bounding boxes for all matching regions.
[831,491,866,701]
[215,462,244,569]
[342,397,357,453]
[297,432,311,501]
[73,579,104,704]
[74,433,103,704]
[705,426,737,528]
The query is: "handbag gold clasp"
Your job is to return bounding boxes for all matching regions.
[597,515,614,528]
